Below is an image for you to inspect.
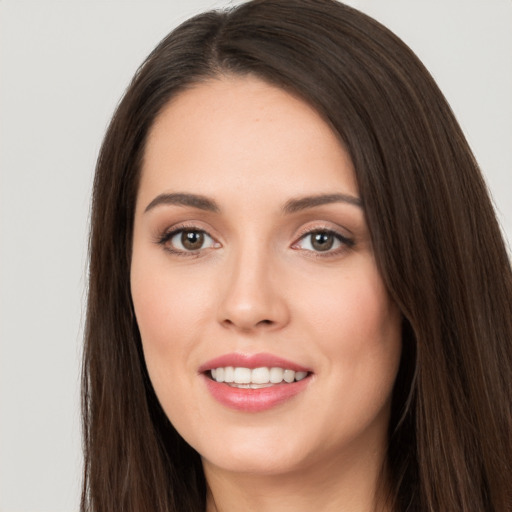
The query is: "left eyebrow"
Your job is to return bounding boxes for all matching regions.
[144,192,220,214]
[282,193,362,214]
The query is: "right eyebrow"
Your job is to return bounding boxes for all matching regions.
[144,193,220,214]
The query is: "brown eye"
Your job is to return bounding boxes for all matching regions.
[181,230,205,250]
[293,229,353,254]
[164,229,217,253]
[310,232,334,251]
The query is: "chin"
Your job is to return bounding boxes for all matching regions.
[184,419,313,476]
[201,442,312,477]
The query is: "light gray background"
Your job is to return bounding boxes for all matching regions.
[1,1,510,511]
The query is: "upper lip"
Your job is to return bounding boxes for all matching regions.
[198,352,312,373]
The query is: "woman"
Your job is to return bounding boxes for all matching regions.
[82,1,512,510]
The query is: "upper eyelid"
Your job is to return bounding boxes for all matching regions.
[157,222,218,241]
[294,229,353,246]
[294,224,353,241]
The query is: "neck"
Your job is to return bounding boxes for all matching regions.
[203,442,391,512]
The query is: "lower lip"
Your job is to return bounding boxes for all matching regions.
[203,374,311,412]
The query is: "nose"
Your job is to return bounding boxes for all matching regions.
[217,247,290,333]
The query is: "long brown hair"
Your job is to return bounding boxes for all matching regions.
[82,1,512,510]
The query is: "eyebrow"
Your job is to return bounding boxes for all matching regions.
[144,193,220,213]
[144,191,362,215]
[282,193,362,213]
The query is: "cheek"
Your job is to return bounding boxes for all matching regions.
[131,251,212,345]
[300,261,399,343]
[130,248,208,395]
[130,259,212,431]
[299,261,402,397]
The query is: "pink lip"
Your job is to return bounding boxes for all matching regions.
[199,352,313,412]
[203,376,311,412]
[198,352,311,373]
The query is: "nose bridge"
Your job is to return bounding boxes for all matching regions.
[217,235,289,331]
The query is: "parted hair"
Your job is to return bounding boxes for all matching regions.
[82,1,512,510]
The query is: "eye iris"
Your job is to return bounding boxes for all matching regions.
[311,232,334,251]
[181,231,204,250]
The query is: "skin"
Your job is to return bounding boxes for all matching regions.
[131,75,402,512]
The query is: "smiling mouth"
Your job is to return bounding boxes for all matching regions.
[208,366,310,389]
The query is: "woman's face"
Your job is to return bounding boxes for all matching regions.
[131,76,402,478]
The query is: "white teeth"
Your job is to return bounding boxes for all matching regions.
[269,367,284,383]
[224,366,235,383]
[283,369,295,383]
[234,367,251,384]
[295,371,308,381]
[251,367,270,384]
[211,366,309,385]
[231,383,274,389]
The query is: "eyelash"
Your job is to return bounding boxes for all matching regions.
[292,226,355,258]
[156,224,218,257]
[156,225,354,258]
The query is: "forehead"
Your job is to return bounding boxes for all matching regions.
[139,75,358,209]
